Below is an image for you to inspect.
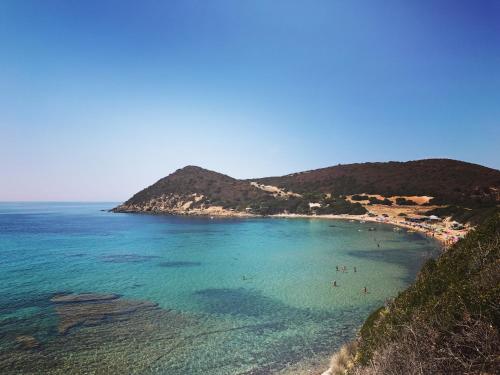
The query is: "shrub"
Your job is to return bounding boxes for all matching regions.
[395,197,416,206]
[368,197,393,206]
[351,194,370,201]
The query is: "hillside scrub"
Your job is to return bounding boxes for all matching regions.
[115,160,500,216]
[425,204,499,225]
[368,197,393,206]
[351,211,500,375]
[395,197,416,206]
[255,159,500,206]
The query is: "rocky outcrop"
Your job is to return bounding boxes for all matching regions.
[113,193,253,216]
[15,335,40,350]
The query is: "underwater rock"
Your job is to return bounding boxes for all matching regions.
[157,261,201,268]
[16,335,40,350]
[50,293,120,303]
[100,254,160,263]
[52,293,158,334]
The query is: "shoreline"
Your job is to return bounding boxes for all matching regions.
[114,208,467,247]
[269,212,455,246]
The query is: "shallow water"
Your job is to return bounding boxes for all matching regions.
[0,202,439,374]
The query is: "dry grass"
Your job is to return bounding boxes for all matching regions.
[322,341,357,375]
[350,316,499,375]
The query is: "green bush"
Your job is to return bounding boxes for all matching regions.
[395,197,416,205]
[368,197,393,206]
[351,194,370,201]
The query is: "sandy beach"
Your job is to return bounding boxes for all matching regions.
[271,206,469,247]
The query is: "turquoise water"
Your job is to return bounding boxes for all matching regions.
[0,202,439,374]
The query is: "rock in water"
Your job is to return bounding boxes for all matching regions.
[50,293,120,303]
[16,335,40,350]
[51,293,158,334]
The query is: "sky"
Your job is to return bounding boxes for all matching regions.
[1,0,499,201]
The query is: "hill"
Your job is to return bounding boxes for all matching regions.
[116,165,271,211]
[113,159,500,219]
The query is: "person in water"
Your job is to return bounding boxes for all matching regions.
[336,265,339,271]
[332,280,337,287]
[363,286,367,293]
[354,266,357,273]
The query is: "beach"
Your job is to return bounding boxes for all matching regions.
[272,207,468,247]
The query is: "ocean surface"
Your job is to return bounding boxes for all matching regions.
[0,202,439,374]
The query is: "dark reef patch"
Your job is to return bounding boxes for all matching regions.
[0,292,54,315]
[51,293,158,334]
[193,287,334,323]
[100,254,161,263]
[0,293,199,375]
[158,261,202,268]
[50,293,120,304]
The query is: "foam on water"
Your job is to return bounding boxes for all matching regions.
[0,202,440,374]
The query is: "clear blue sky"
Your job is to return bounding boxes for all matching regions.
[1,0,499,201]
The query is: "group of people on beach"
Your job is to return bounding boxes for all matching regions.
[332,265,367,293]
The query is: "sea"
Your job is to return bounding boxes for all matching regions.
[0,202,440,374]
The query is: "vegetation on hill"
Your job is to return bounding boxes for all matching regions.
[367,197,392,206]
[122,166,271,209]
[348,211,500,375]
[117,166,365,215]
[255,159,500,206]
[425,204,499,225]
[115,159,499,218]
[394,197,416,206]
